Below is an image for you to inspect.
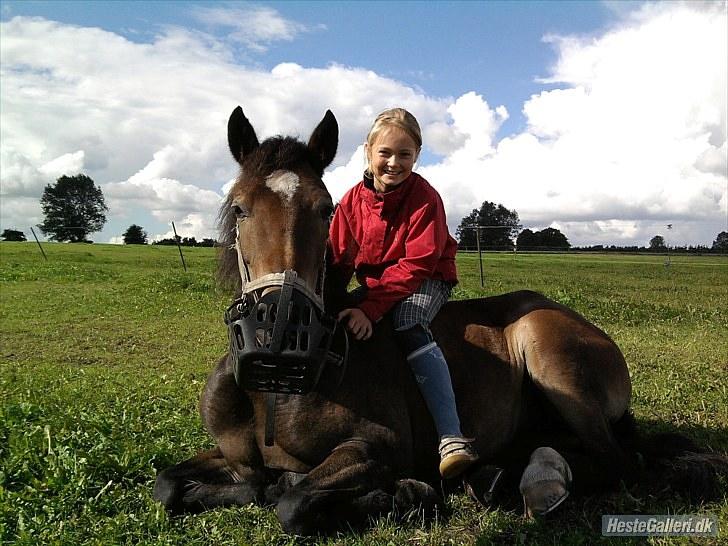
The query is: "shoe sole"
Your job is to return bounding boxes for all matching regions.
[440,454,479,479]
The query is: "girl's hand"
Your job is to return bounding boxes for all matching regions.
[337,308,373,341]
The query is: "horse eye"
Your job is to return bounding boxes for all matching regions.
[231,204,249,220]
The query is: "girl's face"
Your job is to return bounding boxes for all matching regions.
[366,127,420,193]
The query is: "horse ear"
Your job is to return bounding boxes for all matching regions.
[228,106,260,164]
[308,110,338,172]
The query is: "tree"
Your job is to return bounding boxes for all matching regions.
[712,231,728,252]
[123,224,148,245]
[1,229,26,242]
[455,209,480,249]
[39,174,108,242]
[649,235,666,251]
[456,201,520,250]
[516,228,537,249]
[516,227,570,250]
[536,227,571,250]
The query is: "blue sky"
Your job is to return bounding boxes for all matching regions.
[1,1,726,246]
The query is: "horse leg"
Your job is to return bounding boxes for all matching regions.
[153,446,265,513]
[275,438,441,535]
[515,312,636,490]
[527,383,636,491]
[155,356,267,513]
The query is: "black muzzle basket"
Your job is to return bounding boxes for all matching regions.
[224,281,337,394]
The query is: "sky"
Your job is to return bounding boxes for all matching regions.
[1,0,726,247]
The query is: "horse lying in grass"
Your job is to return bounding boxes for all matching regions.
[153,107,726,536]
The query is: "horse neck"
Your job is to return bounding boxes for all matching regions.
[323,257,349,317]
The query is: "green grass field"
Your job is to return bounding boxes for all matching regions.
[1,242,726,545]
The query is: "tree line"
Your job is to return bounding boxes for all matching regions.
[1,173,211,246]
[152,236,216,247]
[454,200,728,253]
[456,201,572,251]
[2,173,727,253]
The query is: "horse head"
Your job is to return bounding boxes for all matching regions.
[220,106,338,295]
[219,106,341,393]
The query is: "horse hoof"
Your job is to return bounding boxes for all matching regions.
[463,465,505,507]
[264,471,308,504]
[394,479,441,520]
[521,483,569,518]
[519,447,572,518]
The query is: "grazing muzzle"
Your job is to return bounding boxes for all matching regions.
[224,270,342,394]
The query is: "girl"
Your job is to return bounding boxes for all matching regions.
[328,108,478,479]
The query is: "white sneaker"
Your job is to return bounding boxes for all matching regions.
[438,436,479,479]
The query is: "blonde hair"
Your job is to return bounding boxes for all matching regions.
[366,108,422,151]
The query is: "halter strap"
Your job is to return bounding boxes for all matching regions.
[234,224,253,288]
[230,225,342,450]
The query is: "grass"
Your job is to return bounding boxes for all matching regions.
[1,242,726,545]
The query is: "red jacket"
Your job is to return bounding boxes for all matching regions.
[328,172,458,322]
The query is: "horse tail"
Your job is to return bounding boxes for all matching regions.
[613,411,728,502]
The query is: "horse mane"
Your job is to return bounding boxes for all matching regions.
[217,190,243,295]
[217,136,326,295]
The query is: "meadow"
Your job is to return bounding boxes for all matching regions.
[1,242,726,545]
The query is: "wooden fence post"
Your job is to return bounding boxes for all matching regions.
[171,221,187,272]
[30,227,48,261]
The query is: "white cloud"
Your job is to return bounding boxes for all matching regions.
[38,151,86,178]
[1,2,725,247]
[152,212,217,243]
[0,149,85,197]
[340,2,725,246]
[191,4,324,53]
[424,1,727,245]
[0,15,456,240]
[323,145,367,203]
[104,177,222,221]
[0,196,43,232]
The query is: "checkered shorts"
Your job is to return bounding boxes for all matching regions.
[391,279,452,331]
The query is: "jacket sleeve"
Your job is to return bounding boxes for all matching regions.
[357,196,448,322]
[327,203,356,287]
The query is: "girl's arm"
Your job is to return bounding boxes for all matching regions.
[358,198,448,322]
[328,204,357,282]
[328,203,374,340]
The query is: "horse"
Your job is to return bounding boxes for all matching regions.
[153,107,725,536]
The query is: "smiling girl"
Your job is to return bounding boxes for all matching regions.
[329,108,478,479]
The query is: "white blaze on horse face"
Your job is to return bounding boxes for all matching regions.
[265,170,300,204]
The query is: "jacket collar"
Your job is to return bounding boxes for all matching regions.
[362,171,418,210]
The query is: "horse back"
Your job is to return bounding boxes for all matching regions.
[439,290,571,325]
[431,290,631,457]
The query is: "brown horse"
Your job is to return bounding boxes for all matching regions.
[153,107,721,535]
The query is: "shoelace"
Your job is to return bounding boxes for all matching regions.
[439,438,476,457]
